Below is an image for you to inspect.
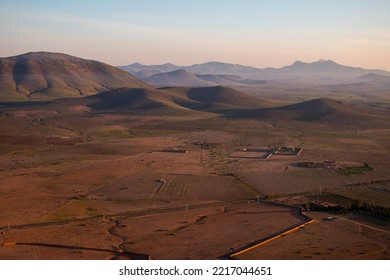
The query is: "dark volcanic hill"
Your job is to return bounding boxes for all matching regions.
[0,52,150,101]
[82,86,272,113]
[160,86,272,111]
[238,98,390,127]
[274,98,359,121]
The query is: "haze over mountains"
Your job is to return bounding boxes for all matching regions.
[120,60,390,86]
[0,52,149,102]
[141,69,267,88]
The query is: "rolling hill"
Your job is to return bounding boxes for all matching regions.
[2,85,273,116]
[140,69,268,88]
[163,86,272,111]
[134,70,161,78]
[142,69,215,87]
[0,52,150,102]
[1,83,388,128]
[233,98,390,127]
[83,86,272,113]
[356,73,390,84]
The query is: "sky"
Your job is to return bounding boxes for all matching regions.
[0,0,389,70]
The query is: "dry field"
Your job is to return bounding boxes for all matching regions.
[1,202,305,260]
[237,211,390,260]
[1,105,390,259]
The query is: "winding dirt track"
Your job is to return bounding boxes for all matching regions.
[1,198,316,259]
[0,197,263,231]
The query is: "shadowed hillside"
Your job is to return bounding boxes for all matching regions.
[0,85,275,117]
[227,98,390,127]
[161,86,273,111]
[64,86,272,114]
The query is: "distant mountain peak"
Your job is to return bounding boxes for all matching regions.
[161,63,177,67]
[317,59,334,63]
[292,60,304,65]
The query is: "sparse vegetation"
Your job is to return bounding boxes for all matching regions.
[340,163,373,175]
[351,200,390,221]
[305,193,390,221]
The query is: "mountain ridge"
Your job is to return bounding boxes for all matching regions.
[119,60,390,82]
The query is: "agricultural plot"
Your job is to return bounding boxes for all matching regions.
[115,202,304,259]
[237,211,390,260]
[79,172,257,216]
[239,169,348,195]
[310,192,353,208]
[229,148,272,159]
[0,220,120,260]
[340,164,373,175]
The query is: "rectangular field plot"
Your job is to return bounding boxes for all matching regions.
[237,211,390,260]
[0,220,119,260]
[239,169,348,195]
[229,148,271,159]
[87,172,257,203]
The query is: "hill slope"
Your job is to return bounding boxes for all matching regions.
[241,98,390,127]
[143,69,216,87]
[0,52,150,101]
[141,69,268,88]
[2,86,272,116]
[85,86,272,113]
[160,86,272,111]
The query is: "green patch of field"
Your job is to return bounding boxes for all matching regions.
[340,164,373,175]
[311,192,353,207]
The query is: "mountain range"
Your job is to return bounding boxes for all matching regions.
[0,51,389,129]
[119,60,390,85]
[2,52,390,102]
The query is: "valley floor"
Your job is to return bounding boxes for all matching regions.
[0,109,389,259]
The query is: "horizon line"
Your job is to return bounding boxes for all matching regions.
[1,51,389,72]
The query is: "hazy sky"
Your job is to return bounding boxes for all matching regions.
[1,0,389,69]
